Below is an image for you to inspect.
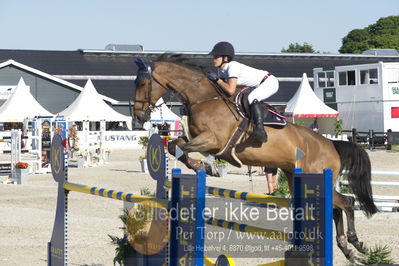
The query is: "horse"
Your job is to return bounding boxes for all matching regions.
[132,55,378,261]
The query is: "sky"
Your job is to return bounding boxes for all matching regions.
[1,0,398,54]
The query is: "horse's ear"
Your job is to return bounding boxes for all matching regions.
[134,57,147,70]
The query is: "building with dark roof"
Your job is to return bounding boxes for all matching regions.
[0,48,398,117]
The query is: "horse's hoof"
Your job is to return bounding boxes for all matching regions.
[352,241,367,254]
[347,232,367,254]
[345,250,356,263]
[203,162,218,177]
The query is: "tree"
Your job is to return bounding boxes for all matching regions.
[281,42,318,53]
[339,16,399,53]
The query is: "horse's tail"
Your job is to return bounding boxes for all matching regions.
[332,140,378,217]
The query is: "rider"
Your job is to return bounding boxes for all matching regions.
[207,41,279,143]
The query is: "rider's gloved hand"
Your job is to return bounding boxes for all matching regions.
[207,71,220,82]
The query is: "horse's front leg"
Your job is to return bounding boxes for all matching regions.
[168,137,201,170]
[168,134,219,176]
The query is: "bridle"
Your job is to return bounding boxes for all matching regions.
[133,62,161,114]
[134,61,206,112]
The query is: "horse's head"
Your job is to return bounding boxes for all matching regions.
[133,56,217,124]
[133,58,165,124]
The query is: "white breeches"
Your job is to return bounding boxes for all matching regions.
[247,75,279,104]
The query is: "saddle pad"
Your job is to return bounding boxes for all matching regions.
[263,109,287,127]
[234,88,287,127]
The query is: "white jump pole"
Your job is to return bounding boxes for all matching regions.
[372,170,399,177]
[10,129,21,182]
[100,120,106,161]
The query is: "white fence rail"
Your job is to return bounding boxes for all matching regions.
[340,170,399,212]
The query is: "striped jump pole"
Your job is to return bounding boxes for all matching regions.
[48,130,333,266]
[10,129,21,183]
[164,180,290,207]
[48,133,170,266]
[0,133,28,141]
[63,182,168,209]
[48,134,170,266]
[48,133,207,266]
[47,134,68,266]
[200,169,333,266]
[2,149,31,154]
[1,129,43,182]
[166,168,333,265]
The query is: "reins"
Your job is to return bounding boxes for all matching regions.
[208,79,240,121]
[134,61,239,121]
[155,74,240,121]
[151,73,221,109]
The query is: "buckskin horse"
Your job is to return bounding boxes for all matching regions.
[132,55,378,261]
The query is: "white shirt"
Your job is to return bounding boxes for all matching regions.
[220,61,268,87]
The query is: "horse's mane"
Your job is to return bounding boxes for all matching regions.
[156,53,207,74]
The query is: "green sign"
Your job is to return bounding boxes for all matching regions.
[323,88,336,102]
[323,88,337,110]
[392,87,399,95]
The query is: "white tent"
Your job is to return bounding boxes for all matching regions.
[0,77,53,122]
[285,73,339,134]
[59,79,132,127]
[143,98,182,136]
[286,73,339,118]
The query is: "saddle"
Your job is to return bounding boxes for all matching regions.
[234,87,287,127]
[215,87,287,168]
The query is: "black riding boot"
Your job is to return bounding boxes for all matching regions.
[250,100,267,142]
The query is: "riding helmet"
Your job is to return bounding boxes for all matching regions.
[209,41,235,59]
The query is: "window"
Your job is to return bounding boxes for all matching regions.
[74,121,83,131]
[339,72,347,86]
[360,69,378,85]
[387,68,399,84]
[348,71,356,85]
[339,70,356,86]
[318,72,325,87]
[90,121,100,131]
[317,71,334,88]
[326,71,334,87]
[3,122,23,131]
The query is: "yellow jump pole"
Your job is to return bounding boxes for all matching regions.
[165,180,290,207]
[64,182,168,209]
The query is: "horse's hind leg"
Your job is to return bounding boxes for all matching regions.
[333,207,355,261]
[340,193,367,254]
[333,191,357,261]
